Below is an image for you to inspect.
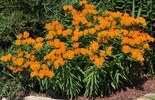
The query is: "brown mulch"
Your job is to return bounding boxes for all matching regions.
[12,74,155,100]
[77,74,155,100]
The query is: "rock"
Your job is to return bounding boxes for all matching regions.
[24,96,54,100]
[144,93,155,97]
[137,93,155,100]
[2,98,7,100]
[137,97,152,100]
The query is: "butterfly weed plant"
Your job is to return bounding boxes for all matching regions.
[0,0,154,99]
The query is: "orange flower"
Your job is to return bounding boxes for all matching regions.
[13,57,24,66]
[25,38,36,45]
[14,67,23,73]
[93,16,97,22]
[63,50,75,60]
[17,49,23,57]
[57,29,63,35]
[71,35,79,41]
[11,56,17,61]
[62,29,72,36]
[83,29,89,35]
[30,71,38,78]
[136,17,147,26]
[100,50,105,57]
[54,60,59,69]
[0,54,12,62]
[95,25,100,30]
[9,66,14,71]
[121,37,130,45]
[0,56,8,62]
[80,0,87,5]
[122,45,131,54]
[45,23,54,31]
[57,46,66,54]
[111,11,122,18]
[72,20,79,25]
[38,70,46,79]
[46,31,55,40]
[30,55,36,61]
[105,10,112,16]
[111,20,116,29]
[80,48,92,56]
[36,37,44,43]
[47,70,54,78]
[53,39,61,48]
[47,41,53,47]
[47,60,52,66]
[97,36,108,44]
[86,22,93,27]
[98,17,110,29]
[93,56,105,67]
[57,57,65,66]
[23,61,32,68]
[63,5,73,10]
[41,64,49,70]
[81,17,88,24]
[16,34,22,40]
[89,41,99,52]
[72,42,79,49]
[15,40,22,46]
[89,28,96,35]
[131,49,144,61]
[34,43,43,50]
[72,48,79,55]
[106,46,113,56]
[30,61,41,71]
[143,43,150,49]
[74,30,83,37]
[25,53,31,59]
[55,24,63,32]
[121,29,129,36]
[23,31,29,39]
[120,16,134,26]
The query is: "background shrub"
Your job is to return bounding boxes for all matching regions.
[0,0,80,49]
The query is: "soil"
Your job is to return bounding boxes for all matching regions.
[12,74,155,100]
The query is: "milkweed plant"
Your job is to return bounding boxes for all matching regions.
[0,0,154,98]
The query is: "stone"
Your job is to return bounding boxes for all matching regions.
[137,93,155,100]
[1,98,7,100]
[144,93,155,97]
[137,97,152,100]
[24,96,54,100]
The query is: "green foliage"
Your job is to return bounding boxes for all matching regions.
[91,0,155,37]
[0,49,23,99]
[90,0,155,75]
[83,66,101,96]
[0,0,80,49]
[0,65,24,100]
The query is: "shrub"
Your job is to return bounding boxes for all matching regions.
[0,0,79,49]
[0,0,154,98]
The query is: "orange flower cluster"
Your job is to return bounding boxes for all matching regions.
[0,0,154,79]
[121,30,154,61]
[0,31,55,79]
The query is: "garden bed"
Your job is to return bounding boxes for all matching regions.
[10,74,155,100]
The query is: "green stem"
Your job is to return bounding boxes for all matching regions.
[137,0,142,18]
[132,0,135,18]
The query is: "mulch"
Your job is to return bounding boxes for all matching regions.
[12,74,155,100]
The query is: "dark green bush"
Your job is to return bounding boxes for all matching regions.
[0,0,80,49]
